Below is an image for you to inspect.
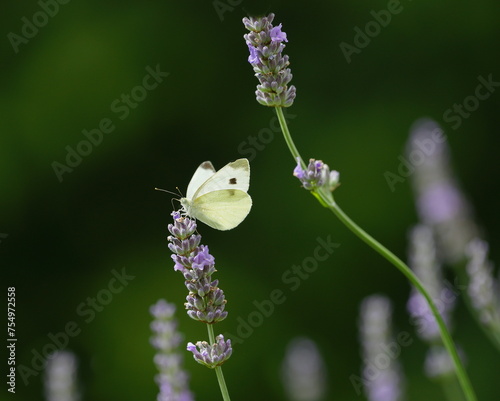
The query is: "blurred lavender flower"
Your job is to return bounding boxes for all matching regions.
[281,337,327,401]
[44,351,80,401]
[406,224,456,342]
[294,158,340,193]
[424,345,462,379]
[408,118,478,263]
[167,211,228,324]
[186,335,232,369]
[465,239,500,329]
[150,299,194,401]
[359,295,405,401]
[243,13,296,107]
[406,225,466,380]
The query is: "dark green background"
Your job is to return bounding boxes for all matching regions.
[1,1,499,400]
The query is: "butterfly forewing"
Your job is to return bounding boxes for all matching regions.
[193,159,250,199]
[186,161,216,200]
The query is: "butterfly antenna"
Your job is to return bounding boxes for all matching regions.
[154,187,179,196]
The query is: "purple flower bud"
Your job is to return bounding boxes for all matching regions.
[294,158,340,193]
[187,335,232,369]
[168,211,197,240]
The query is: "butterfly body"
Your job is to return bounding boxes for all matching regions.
[180,159,252,230]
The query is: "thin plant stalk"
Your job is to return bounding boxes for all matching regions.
[275,106,478,401]
[207,324,231,401]
[440,376,467,401]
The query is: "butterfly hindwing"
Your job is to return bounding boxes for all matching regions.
[192,189,252,230]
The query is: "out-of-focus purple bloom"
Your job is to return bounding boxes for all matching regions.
[243,13,296,107]
[408,118,478,263]
[357,295,405,401]
[465,239,500,328]
[406,225,456,342]
[294,158,340,193]
[281,337,327,401]
[405,225,467,380]
[150,299,194,401]
[187,335,232,369]
[424,345,464,379]
[167,212,227,324]
[44,351,80,401]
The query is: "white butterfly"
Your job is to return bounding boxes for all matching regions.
[180,158,252,230]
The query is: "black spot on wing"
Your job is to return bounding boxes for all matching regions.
[229,178,237,184]
[201,161,213,170]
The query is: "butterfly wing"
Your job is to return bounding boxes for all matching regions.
[191,189,252,230]
[193,159,250,199]
[186,161,216,200]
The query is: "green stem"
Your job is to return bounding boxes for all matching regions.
[274,106,478,401]
[329,202,477,401]
[275,107,305,168]
[207,324,231,401]
[440,375,467,401]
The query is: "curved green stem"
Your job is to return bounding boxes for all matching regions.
[440,375,467,401]
[328,202,476,401]
[274,106,478,401]
[207,324,231,401]
[275,107,305,169]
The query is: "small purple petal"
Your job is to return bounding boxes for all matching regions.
[247,44,259,64]
[270,23,288,43]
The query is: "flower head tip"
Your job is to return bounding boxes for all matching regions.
[243,13,296,107]
[294,158,340,193]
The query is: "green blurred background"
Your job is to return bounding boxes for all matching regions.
[1,0,500,400]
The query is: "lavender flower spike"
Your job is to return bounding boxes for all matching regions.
[407,118,478,263]
[465,239,500,329]
[243,13,296,107]
[406,224,462,379]
[406,224,456,342]
[425,345,466,379]
[168,211,228,324]
[294,158,340,193]
[187,335,232,369]
[281,337,327,401]
[150,299,194,401]
[44,351,80,401]
[357,295,405,401]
